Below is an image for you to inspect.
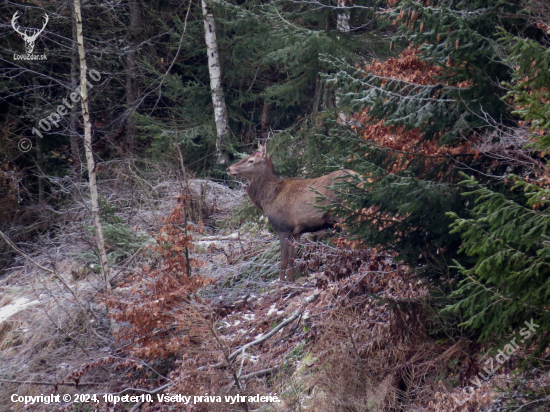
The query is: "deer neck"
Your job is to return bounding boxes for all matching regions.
[246,164,282,213]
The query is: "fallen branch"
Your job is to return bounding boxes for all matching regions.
[0,229,58,276]
[195,236,241,242]
[204,314,250,412]
[122,383,173,412]
[228,289,320,362]
[209,289,321,369]
[239,366,280,380]
[0,379,104,387]
[110,246,144,285]
[0,228,106,340]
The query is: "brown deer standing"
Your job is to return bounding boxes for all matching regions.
[227,143,355,282]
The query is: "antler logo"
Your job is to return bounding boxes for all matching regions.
[11,11,49,55]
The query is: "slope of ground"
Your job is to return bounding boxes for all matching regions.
[0,163,547,412]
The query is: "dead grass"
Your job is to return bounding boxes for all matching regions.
[0,161,244,412]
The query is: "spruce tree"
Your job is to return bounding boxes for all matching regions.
[445,9,550,352]
[324,0,528,283]
[322,0,550,352]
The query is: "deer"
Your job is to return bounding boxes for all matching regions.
[227,142,356,282]
[11,11,49,55]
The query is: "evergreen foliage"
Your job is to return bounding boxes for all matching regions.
[2,0,549,361]
[261,0,393,177]
[323,0,550,352]
[323,49,476,281]
[499,27,550,145]
[446,175,550,351]
[322,0,534,284]
[445,10,550,352]
[77,196,152,268]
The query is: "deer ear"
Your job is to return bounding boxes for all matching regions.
[258,142,267,158]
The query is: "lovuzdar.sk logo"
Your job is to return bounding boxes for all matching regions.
[11,10,48,61]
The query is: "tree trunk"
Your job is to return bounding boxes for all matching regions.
[336,1,350,124]
[260,99,271,140]
[126,0,142,155]
[201,0,229,165]
[33,76,45,205]
[36,137,45,204]
[337,0,350,33]
[312,76,323,116]
[70,11,81,172]
[73,0,110,289]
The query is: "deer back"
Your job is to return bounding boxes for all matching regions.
[262,170,353,234]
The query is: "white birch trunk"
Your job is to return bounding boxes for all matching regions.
[337,1,350,33]
[74,0,110,289]
[336,1,350,124]
[201,0,229,165]
[70,11,81,172]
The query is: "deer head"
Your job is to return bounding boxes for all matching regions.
[12,11,49,55]
[227,142,272,181]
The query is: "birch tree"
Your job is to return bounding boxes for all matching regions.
[336,0,351,33]
[70,9,81,172]
[201,0,229,165]
[73,0,110,288]
[336,0,351,125]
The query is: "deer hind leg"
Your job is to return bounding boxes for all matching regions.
[278,232,291,282]
[288,232,302,282]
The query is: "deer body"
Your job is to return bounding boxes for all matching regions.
[228,144,354,281]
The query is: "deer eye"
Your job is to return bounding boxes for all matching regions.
[248,160,254,164]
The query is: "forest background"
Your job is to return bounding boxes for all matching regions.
[0,0,549,411]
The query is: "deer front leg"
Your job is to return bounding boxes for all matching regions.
[278,232,291,281]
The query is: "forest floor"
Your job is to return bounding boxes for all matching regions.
[0,166,548,412]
